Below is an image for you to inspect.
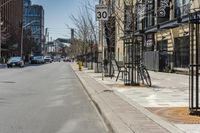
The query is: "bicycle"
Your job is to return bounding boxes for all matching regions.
[135,58,152,87]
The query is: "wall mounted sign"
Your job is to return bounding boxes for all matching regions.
[158,0,169,17]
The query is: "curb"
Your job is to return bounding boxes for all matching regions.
[72,66,133,133]
[73,70,115,133]
[73,70,118,133]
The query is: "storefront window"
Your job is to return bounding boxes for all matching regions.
[157,40,168,51]
[174,36,189,68]
[145,34,154,51]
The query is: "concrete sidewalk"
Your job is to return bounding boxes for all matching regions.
[71,64,184,133]
[73,63,200,133]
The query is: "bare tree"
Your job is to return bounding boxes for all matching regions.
[69,0,99,62]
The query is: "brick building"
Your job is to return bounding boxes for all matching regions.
[0,0,23,58]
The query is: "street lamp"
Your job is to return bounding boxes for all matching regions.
[20,20,39,58]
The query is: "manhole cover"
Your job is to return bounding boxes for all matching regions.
[103,89,113,93]
[0,81,16,84]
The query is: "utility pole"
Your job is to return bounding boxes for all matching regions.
[20,22,23,58]
[45,28,48,55]
[46,31,49,54]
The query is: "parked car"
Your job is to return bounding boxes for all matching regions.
[53,56,61,62]
[31,56,45,64]
[44,56,53,63]
[7,56,24,68]
[63,58,71,62]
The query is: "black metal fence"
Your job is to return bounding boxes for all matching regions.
[189,11,200,115]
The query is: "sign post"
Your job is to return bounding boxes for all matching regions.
[96,5,108,80]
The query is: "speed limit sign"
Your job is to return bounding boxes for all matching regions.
[95,5,108,21]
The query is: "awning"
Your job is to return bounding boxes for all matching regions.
[145,26,157,34]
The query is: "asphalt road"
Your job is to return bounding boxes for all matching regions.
[0,62,107,133]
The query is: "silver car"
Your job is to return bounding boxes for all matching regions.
[7,57,24,68]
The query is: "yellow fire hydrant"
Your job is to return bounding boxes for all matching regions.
[78,61,82,71]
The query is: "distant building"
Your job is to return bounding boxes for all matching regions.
[23,0,44,54]
[0,0,23,57]
[23,0,31,6]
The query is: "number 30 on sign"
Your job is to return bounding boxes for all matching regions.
[95,5,108,21]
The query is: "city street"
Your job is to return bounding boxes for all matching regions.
[0,63,107,133]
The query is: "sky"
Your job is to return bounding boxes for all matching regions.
[32,0,84,40]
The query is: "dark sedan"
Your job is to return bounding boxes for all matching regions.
[7,57,24,68]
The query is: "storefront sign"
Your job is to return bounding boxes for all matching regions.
[137,3,146,20]
[158,0,169,17]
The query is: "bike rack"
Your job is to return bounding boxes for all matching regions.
[189,10,200,115]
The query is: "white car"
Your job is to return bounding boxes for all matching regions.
[44,56,53,63]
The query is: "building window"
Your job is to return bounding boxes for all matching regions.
[175,0,190,17]
[144,0,154,29]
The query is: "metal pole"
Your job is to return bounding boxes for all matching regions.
[48,32,49,53]
[196,23,199,109]
[20,22,23,58]
[191,23,194,110]
[101,21,104,80]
